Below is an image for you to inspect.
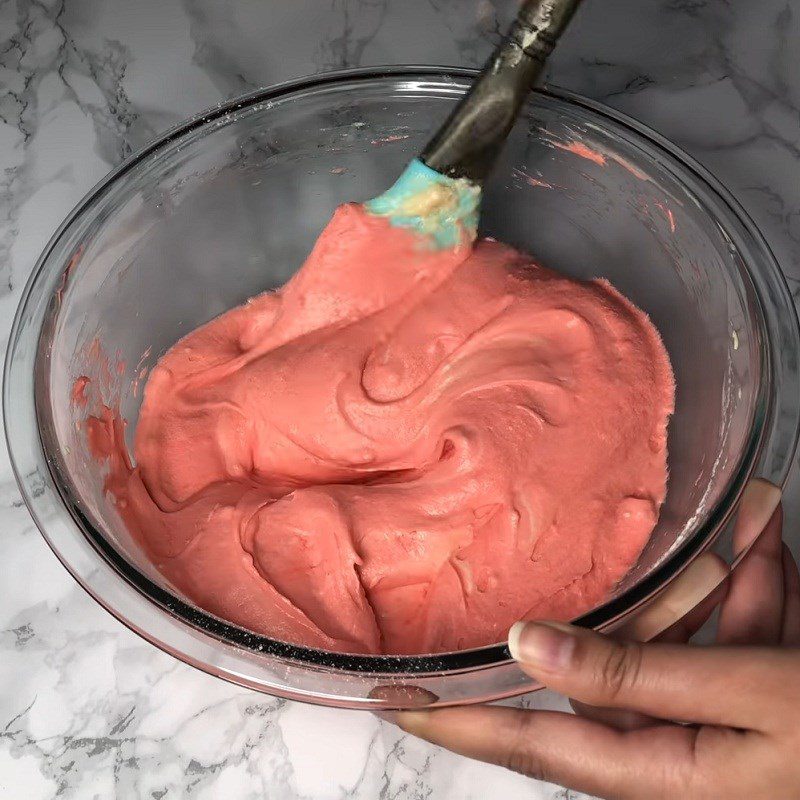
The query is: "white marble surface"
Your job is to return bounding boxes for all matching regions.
[2,1,800,797]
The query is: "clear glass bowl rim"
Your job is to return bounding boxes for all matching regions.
[5,66,799,681]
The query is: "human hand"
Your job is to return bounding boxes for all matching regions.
[387,481,800,799]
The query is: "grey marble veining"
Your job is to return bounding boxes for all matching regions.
[1,1,799,797]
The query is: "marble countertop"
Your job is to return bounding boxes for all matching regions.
[2,1,799,797]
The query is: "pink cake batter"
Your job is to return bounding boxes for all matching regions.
[87,204,674,655]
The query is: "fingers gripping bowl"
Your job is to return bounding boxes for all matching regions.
[5,68,799,708]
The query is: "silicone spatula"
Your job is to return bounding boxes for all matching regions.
[364,0,584,248]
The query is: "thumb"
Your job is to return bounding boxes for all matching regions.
[508,621,790,730]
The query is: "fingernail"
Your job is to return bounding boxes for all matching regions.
[508,621,576,672]
[742,478,782,519]
[737,479,782,553]
[392,711,430,735]
[372,709,430,734]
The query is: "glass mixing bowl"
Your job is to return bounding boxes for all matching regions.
[5,67,799,708]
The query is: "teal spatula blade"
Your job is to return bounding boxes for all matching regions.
[364,158,481,248]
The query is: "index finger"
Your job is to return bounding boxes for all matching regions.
[613,553,728,643]
[392,705,709,799]
[732,479,782,555]
[717,504,784,645]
